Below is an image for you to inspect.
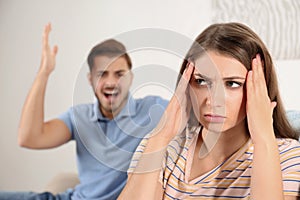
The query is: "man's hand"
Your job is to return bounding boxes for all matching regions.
[39,23,58,76]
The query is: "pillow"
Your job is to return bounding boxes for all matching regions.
[286,110,300,139]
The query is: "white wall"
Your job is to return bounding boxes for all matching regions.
[275,60,300,111]
[0,0,211,191]
[0,0,299,191]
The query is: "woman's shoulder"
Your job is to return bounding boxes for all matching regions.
[276,138,300,165]
[276,138,300,152]
[276,138,300,189]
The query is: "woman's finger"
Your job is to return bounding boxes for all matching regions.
[246,70,253,104]
[177,62,194,92]
[172,62,194,104]
[153,62,194,138]
[271,101,277,113]
[256,54,265,83]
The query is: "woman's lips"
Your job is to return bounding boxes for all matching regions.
[204,114,226,123]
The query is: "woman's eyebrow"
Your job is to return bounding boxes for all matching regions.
[223,76,246,80]
[194,73,246,81]
[193,73,211,80]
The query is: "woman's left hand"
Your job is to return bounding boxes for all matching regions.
[246,54,277,144]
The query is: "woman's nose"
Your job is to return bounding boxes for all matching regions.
[206,83,225,107]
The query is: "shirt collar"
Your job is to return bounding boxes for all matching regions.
[91,93,137,122]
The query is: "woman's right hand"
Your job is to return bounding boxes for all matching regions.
[149,62,194,146]
[130,62,194,177]
[39,23,58,76]
[118,63,194,200]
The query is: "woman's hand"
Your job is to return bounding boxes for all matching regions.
[118,63,194,200]
[247,54,284,200]
[39,23,58,76]
[246,54,276,143]
[246,54,277,144]
[150,62,194,146]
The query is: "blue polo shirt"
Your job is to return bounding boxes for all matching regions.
[58,95,168,200]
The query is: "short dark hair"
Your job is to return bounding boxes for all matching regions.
[87,39,132,71]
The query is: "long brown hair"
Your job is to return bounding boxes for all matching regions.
[179,22,298,140]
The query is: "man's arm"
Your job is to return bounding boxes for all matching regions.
[18,23,71,149]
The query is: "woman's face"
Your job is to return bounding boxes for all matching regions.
[189,51,248,133]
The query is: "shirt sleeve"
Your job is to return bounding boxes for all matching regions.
[57,107,74,139]
[127,134,151,173]
[127,133,166,184]
[280,139,300,196]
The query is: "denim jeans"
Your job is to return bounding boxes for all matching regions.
[0,190,72,200]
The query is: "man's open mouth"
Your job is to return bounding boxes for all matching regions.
[103,91,119,99]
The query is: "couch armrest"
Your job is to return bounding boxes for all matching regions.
[44,172,80,194]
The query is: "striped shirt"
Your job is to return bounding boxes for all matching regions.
[128,126,300,199]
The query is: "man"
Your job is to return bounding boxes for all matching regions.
[0,23,167,200]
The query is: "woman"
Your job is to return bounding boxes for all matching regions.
[118,23,300,199]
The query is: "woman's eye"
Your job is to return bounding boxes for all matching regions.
[195,78,208,86]
[226,81,242,88]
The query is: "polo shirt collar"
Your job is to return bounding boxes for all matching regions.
[91,94,137,122]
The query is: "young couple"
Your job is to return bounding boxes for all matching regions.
[2,22,299,199]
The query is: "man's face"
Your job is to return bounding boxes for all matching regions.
[88,55,133,119]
